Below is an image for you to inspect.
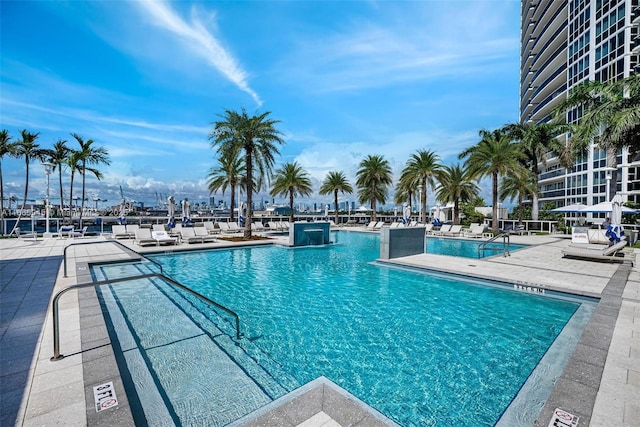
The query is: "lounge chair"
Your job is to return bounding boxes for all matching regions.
[373,221,385,230]
[562,239,628,262]
[152,230,178,245]
[55,225,75,238]
[443,225,463,237]
[180,227,203,244]
[424,223,434,235]
[203,221,219,235]
[228,222,243,233]
[464,225,486,238]
[433,224,452,236]
[111,225,129,239]
[251,222,266,232]
[152,224,167,232]
[281,221,291,231]
[366,221,377,230]
[69,226,88,238]
[14,227,37,239]
[135,228,158,246]
[126,224,140,237]
[194,226,217,243]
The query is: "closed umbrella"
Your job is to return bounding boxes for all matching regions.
[607,194,625,244]
[167,195,176,228]
[182,199,191,225]
[402,203,411,224]
[118,199,127,225]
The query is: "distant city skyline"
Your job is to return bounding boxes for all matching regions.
[1,0,520,210]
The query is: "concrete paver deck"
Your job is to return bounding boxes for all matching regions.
[0,231,638,426]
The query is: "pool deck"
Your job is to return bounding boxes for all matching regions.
[1,231,639,426]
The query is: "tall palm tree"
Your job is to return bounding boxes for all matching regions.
[393,177,416,210]
[48,139,70,218]
[554,74,640,200]
[270,162,313,223]
[435,163,479,225]
[459,129,525,234]
[355,154,393,221]
[319,171,353,225]
[503,122,571,220]
[400,150,441,223]
[0,130,17,235]
[207,149,245,222]
[210,109,284,238]
[71,133,110,227]
[10,130,52,235]
[499,170,539,225]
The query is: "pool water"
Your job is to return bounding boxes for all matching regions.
[91,232,592,426]
[426,236,528,258]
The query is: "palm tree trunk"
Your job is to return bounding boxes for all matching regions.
[453,199,459,225]
[531,194,540,221]
[10,160,30,235]
[58,168,64,220]
[492,171,499,234]
[79,161,86,228]
[334,190,339,225]
[421,179,427,224]
[607,148,617,201]
[370,183,377,221]
[518,195,524,224]
[244,149,253,239]
[69,171,74,225]
[289,189,294,223]
[230,183,236,222]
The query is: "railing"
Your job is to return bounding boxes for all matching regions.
[51,272,243,361]
[478,233,511,258]
[63,240,163,277]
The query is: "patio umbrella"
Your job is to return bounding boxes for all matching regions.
[167,195,176,228]
[393,207,398,221]
[324,205,329,221]
[579,201,638,214]
[550,203,585,213]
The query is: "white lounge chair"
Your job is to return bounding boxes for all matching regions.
[433,224,451,236]
[228,222,243,233]
[126,224,140,237]
[152,224,166,232]
[365,221,377,230]
[251,222,266,232]
[194,226,217,243]
[69,226,88,238]
[424,223,434,235]
[135,228,157,246]
[111,225,129,239]
[152,230,178,245]
[444,225,463,237]
[464,225,487,238]
[562,239,628,262]
[14,227,37,239]
[180,227,203,244]
[203,221,219,235]
[55,225,75,238]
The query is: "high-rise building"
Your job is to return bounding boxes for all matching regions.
[521,0,639,218]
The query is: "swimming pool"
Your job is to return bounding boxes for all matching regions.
[426,236,528,258]
[93,231,590,426]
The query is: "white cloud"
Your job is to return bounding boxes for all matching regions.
[137,0,261,105]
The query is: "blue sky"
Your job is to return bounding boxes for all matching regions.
[0,0,520,211]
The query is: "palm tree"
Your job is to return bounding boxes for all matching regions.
[554,74,640,200]
[319,171,353,225]
[435,164,479,225]
[355,154,393,221]
[503,122,571,220]
[0,130,17,234]
[207,149,245,222]
[10,130,52,235]
[459,129,525,234]
[48,139,70,218]
[210,109,284,238]
[499,170,539,225]
[70,134,110,227]
[393,176,416,210]
[270,162,313,223]
[400,150,441,223]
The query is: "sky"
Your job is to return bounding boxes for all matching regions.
[0,0,521,211]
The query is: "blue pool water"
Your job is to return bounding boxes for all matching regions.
[93,231,586,426]
[426,236,528,258]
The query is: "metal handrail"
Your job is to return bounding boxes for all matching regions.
[63,240,163,277]
[51,272,243,361]
[478,232,511,258]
